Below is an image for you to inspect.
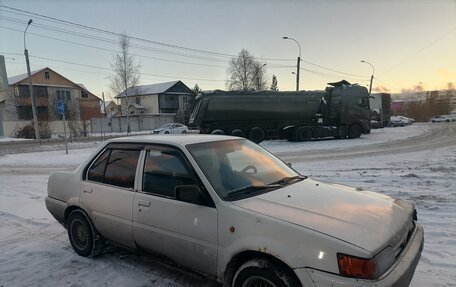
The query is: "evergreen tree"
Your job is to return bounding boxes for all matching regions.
[270,75,278,91]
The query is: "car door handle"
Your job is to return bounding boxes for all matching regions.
[138,200,150,207]
[83,189,92,193]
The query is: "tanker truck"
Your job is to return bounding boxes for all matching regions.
[189,81,371,143]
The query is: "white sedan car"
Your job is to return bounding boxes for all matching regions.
[431,115,455,122]
[46,135,423,287]
[153,123,189,134]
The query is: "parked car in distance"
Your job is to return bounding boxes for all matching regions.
[431,114,456,122]
[153,123,188,134]
[46,135,423,287]
[389,115,414,127]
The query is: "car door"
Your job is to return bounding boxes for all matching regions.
[133,145,218,275]
[81,144,142,248]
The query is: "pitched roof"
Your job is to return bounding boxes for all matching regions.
[7,68,47,85]
[116,81,191,98]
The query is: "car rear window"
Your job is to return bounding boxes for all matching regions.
[104,149,140,188]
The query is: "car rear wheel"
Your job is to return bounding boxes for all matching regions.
[182,130,188,134]
[67,210,104,257]
[232,259,299,287]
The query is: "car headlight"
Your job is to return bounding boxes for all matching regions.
[337,247,395,280]
[337,253,377,279]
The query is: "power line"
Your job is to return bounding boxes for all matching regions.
[380,25,456,76]
[0,19,232,65]
[0,5,297,62]
[3,51,228,83]
[300,67,368,82]
[1,6,368,78]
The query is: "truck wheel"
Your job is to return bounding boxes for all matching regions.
[296,127,312,142]
[232,259,299,287]
[67,210,104,257]
[249,127,265,144]
[231,129,245,138]
[348,124,362,139]
[211,129,225,135]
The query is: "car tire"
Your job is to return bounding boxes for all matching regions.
[348,124,362,139]
[232,259,299,287]
[164,131,170,134]
[389,123,396,127]
[67,210,104,257]
[182,130,188,134]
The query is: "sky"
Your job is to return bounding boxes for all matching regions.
[0,0,455,100]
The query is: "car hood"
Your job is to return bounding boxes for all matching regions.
[232,178,414,254]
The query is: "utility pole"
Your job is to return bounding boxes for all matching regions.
[282,36,302,91]
[24,19,40,141]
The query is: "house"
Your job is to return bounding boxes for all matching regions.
[6,68,101,121]
[5,67,101,122]
[115,81,194,123]
[100,100,119,118]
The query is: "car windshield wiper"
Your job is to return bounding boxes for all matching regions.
[269,175,306,185]
[227,184,281,197]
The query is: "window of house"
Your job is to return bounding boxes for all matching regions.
[135,97,141,105]
[17,106,33,120]
[57,90,71,101]
[81,91,88,98]
[45,72,50,79]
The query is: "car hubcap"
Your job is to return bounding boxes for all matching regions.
[71,219,88,250]
[242,276,276,287]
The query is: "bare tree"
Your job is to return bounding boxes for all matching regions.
[227,49,268,91]
[110,33,141,133]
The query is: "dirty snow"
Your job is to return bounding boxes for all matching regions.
[0,123,455,286]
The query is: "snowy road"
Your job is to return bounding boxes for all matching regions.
[1,123,455,286]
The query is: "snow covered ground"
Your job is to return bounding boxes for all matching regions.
[0,123,455,286]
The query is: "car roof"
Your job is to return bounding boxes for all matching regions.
[106,134,241,148]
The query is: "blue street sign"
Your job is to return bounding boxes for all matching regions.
[57,100,65,115]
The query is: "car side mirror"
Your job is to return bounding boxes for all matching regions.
[175,185,208,205]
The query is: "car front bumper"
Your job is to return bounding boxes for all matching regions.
[294,223,424,287]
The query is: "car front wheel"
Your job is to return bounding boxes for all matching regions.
[232,259,299,287]
[67,210,104,257]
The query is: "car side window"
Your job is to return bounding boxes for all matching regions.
[87,149,110,182]
[143,149,196,199]
[103,149,141,188]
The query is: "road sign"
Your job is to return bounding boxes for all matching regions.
[57,100,65,115]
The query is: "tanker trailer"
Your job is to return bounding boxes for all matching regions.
[189,83,370,143]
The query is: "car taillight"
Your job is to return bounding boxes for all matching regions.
[337,253,377,279]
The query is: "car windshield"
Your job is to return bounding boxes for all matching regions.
[186,139,303,200]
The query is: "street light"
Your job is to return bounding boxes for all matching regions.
[282,36,301,91]
[24,19,40,141]
[361,60,375,96]
[254,63,267,91]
